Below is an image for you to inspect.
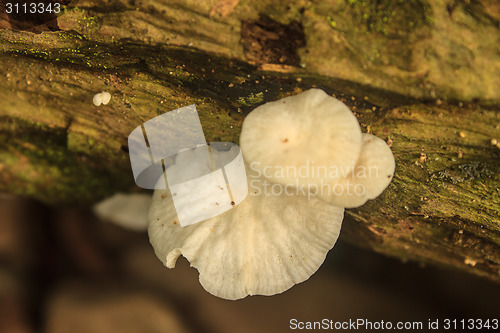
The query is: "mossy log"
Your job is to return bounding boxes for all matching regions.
[0,0,499,281]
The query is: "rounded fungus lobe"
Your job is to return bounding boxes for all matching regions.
[93,193,152,231]
[100,91,111,105]
[92,91,111,106]
[240,89,362,187]
[92,93,102,106]
[320,134,395,208]
[148,165,344,300]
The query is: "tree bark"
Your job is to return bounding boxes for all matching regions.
[0,0,499,281]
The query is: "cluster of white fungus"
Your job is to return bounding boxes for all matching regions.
[145,89,395,300]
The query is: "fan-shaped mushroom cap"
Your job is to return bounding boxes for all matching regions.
[148,165,344,300]
[240,89,362,187]
[319,133,395,208]
[93,193,152,231]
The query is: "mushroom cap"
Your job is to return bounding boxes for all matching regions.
[93,193,152,231]
[148,165,344,300]
[100,91,111,105]
[92,93,102,106]
[240,89,362,187]
[319,133,395,208]
[92,92,111,106]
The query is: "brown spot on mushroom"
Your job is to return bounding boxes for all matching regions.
[231,201,235,206]
[173,220,177,225]
[161,193,167,199]
[215,202,219,206]
[282,138,289,143]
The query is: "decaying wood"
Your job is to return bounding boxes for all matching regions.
[0,0,499,281]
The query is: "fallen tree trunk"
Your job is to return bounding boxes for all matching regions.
[0,0,499,281]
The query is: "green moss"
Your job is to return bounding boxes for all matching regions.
[0,117,132,204]
[5,32,126,69]
[326,16,337,28]
[238,92,264,106]
[365,48,380,62]
[327,0,432,35]
[63,6,101,37]
[260,2,308,24]
[432,162,495,184]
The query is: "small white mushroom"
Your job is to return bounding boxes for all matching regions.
[240,89,362,187]
[92,91,111,106]
[148,152,344,300]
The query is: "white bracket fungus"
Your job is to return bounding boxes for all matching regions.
[148,157,344,300]
[117,89,394,300]
[92,91,111,106]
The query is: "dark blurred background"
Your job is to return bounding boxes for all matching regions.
[1,194,498,333]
